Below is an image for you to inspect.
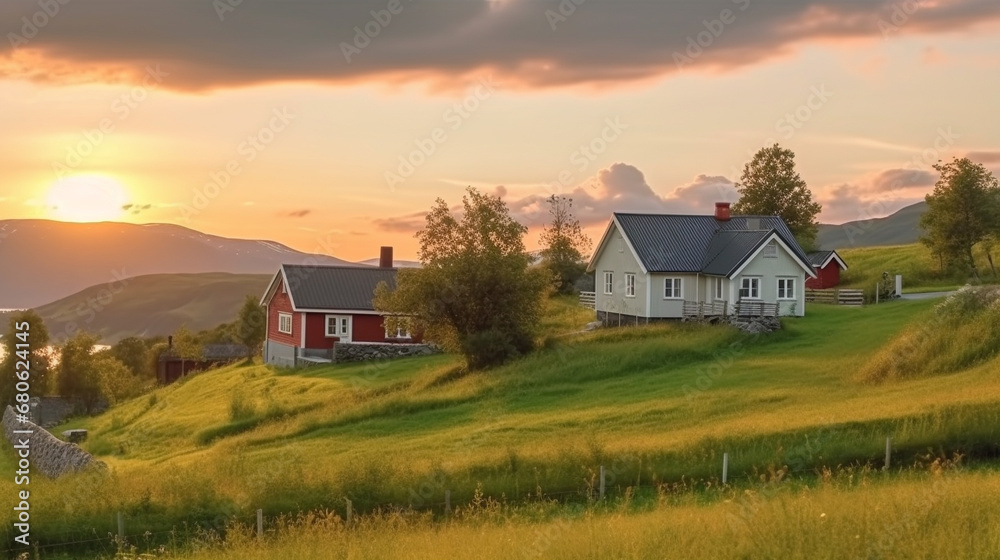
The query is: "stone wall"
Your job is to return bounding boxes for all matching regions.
[334,342,439,363]
[2,406,105,479]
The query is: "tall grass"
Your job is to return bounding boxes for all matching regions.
[860,287,1000,383]
[139,470,1000,560]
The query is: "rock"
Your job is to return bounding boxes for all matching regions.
[3,406,106,479]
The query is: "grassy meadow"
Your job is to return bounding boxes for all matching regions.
[3,294,1000,557]
[838,243,998,298]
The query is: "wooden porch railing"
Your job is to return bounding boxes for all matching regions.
[681,300,729,318]
[579,291,596,309]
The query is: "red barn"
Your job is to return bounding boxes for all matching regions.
[260,248,420,367]
[805,250,848,289]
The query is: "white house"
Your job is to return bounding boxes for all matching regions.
[585,203,816,323]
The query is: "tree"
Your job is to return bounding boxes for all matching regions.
[920,157,1000,279]
[375,187,551,370]
[539,195,592,294]
[111,336,150,377]
[234,294,266,359]
[172,325,203,377]
[57,332,105,413]
[0,310,53,406]
[94,350,142,405]
[732,144,823,250]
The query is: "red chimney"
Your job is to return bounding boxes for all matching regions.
[714,202,731,221]
[379,246,393,268]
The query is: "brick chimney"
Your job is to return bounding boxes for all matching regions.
[714,202,731,221]
[379,246,394,268]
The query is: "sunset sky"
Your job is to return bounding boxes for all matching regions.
[2,0,999,261]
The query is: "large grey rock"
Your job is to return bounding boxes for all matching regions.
[3,406,106,479]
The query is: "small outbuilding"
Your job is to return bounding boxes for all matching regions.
[157,342,249,384]
[805,250,848,289]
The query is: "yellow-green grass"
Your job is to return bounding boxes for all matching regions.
[839,243,997,298]
[153,470,1000,560]
[5,297,1000,552]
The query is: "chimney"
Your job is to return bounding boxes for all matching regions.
[168,335,173,349]
[379,246,394,268]
[714,202,731,222]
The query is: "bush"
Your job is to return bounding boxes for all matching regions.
[460,328,533,370]
[859,286,1000,383]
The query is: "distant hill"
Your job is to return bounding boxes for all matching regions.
[0,220,354,309]
[816,202,926,250]
[1,272,272,343]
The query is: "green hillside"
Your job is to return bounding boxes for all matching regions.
[838,243,997,298]
[6,295,1000,558]
[816,201,925,250]
[27,272,271,343]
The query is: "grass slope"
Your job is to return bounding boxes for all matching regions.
[838,243,997,297]
[816,201,925,250]
[6,295,1000,553]
[32,272,271,342]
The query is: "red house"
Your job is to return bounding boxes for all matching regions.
[260,247,420,367]
[805,250,848,289]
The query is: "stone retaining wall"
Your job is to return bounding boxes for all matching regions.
[334,342,439,363]
[2,406,105,479]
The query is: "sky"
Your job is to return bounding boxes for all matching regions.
[1,0,999,261]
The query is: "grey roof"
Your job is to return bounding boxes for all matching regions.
[807,250,834,266]
[700,230,773,276]
[282,264,396,310]
[161,344,248,361]
[611,213,811,275]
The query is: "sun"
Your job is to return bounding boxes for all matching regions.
[45,175,130,222]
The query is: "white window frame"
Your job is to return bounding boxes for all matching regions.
[325,314,352,341]
[714,278,724,300]
[663,277,682,299]
[625,273,636,298]
[603,271,614,295]
[277,312,292,335]
[763,241,778,258]
[777,277,796,300]
[384,317,412,339]
[739,277,761,300]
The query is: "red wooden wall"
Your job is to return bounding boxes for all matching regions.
[805,263,841,289]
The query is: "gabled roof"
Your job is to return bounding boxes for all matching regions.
[588,213,815,278]
[807,250,848,271]
[700,230,773,276]
[261,265,397,311]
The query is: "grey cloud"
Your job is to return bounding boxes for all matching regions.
[869,168,935,192]
[2,0,999,90]
[967,151,1000,164]
[377,163,736,233]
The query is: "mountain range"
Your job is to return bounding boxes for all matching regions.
[815,201,925,251]
[0,220,357,309]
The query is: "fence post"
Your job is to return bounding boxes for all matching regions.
[345,498,353,525]
[256,508,263,539]
[599,465,606,500]
[722,453,729,484]
[117,511,124,540]
[884,437,892,470]
[445,490,451,516]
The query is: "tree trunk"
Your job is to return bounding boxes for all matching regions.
[968,246,980,281]
[988,251,997,279]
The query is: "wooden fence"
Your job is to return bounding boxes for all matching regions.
[805,288,864,306]
[733,301,779,317]
[682,300,728,318]
[579,291,596,309]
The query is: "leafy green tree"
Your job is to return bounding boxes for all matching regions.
[57,332,105,413]
[234,294,266,359]
[172,325,203,376]
[111,336,150,377]
[540,195,592,294]
[732,144,823,250]
[0,310,53,405]
[375,187,551,370]
[920,157,1000,279]
[94,350,143,405]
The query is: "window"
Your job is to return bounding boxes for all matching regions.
[714,278,724,300]
[385,317,411,339]
[325,315,351,340]
[763,241,778,258]
[739,277,760,299]
[625,273,636,297]
[777,278,796,300]
[277,313,292,334]
[603,271,614,295]
[663,277,682,299]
